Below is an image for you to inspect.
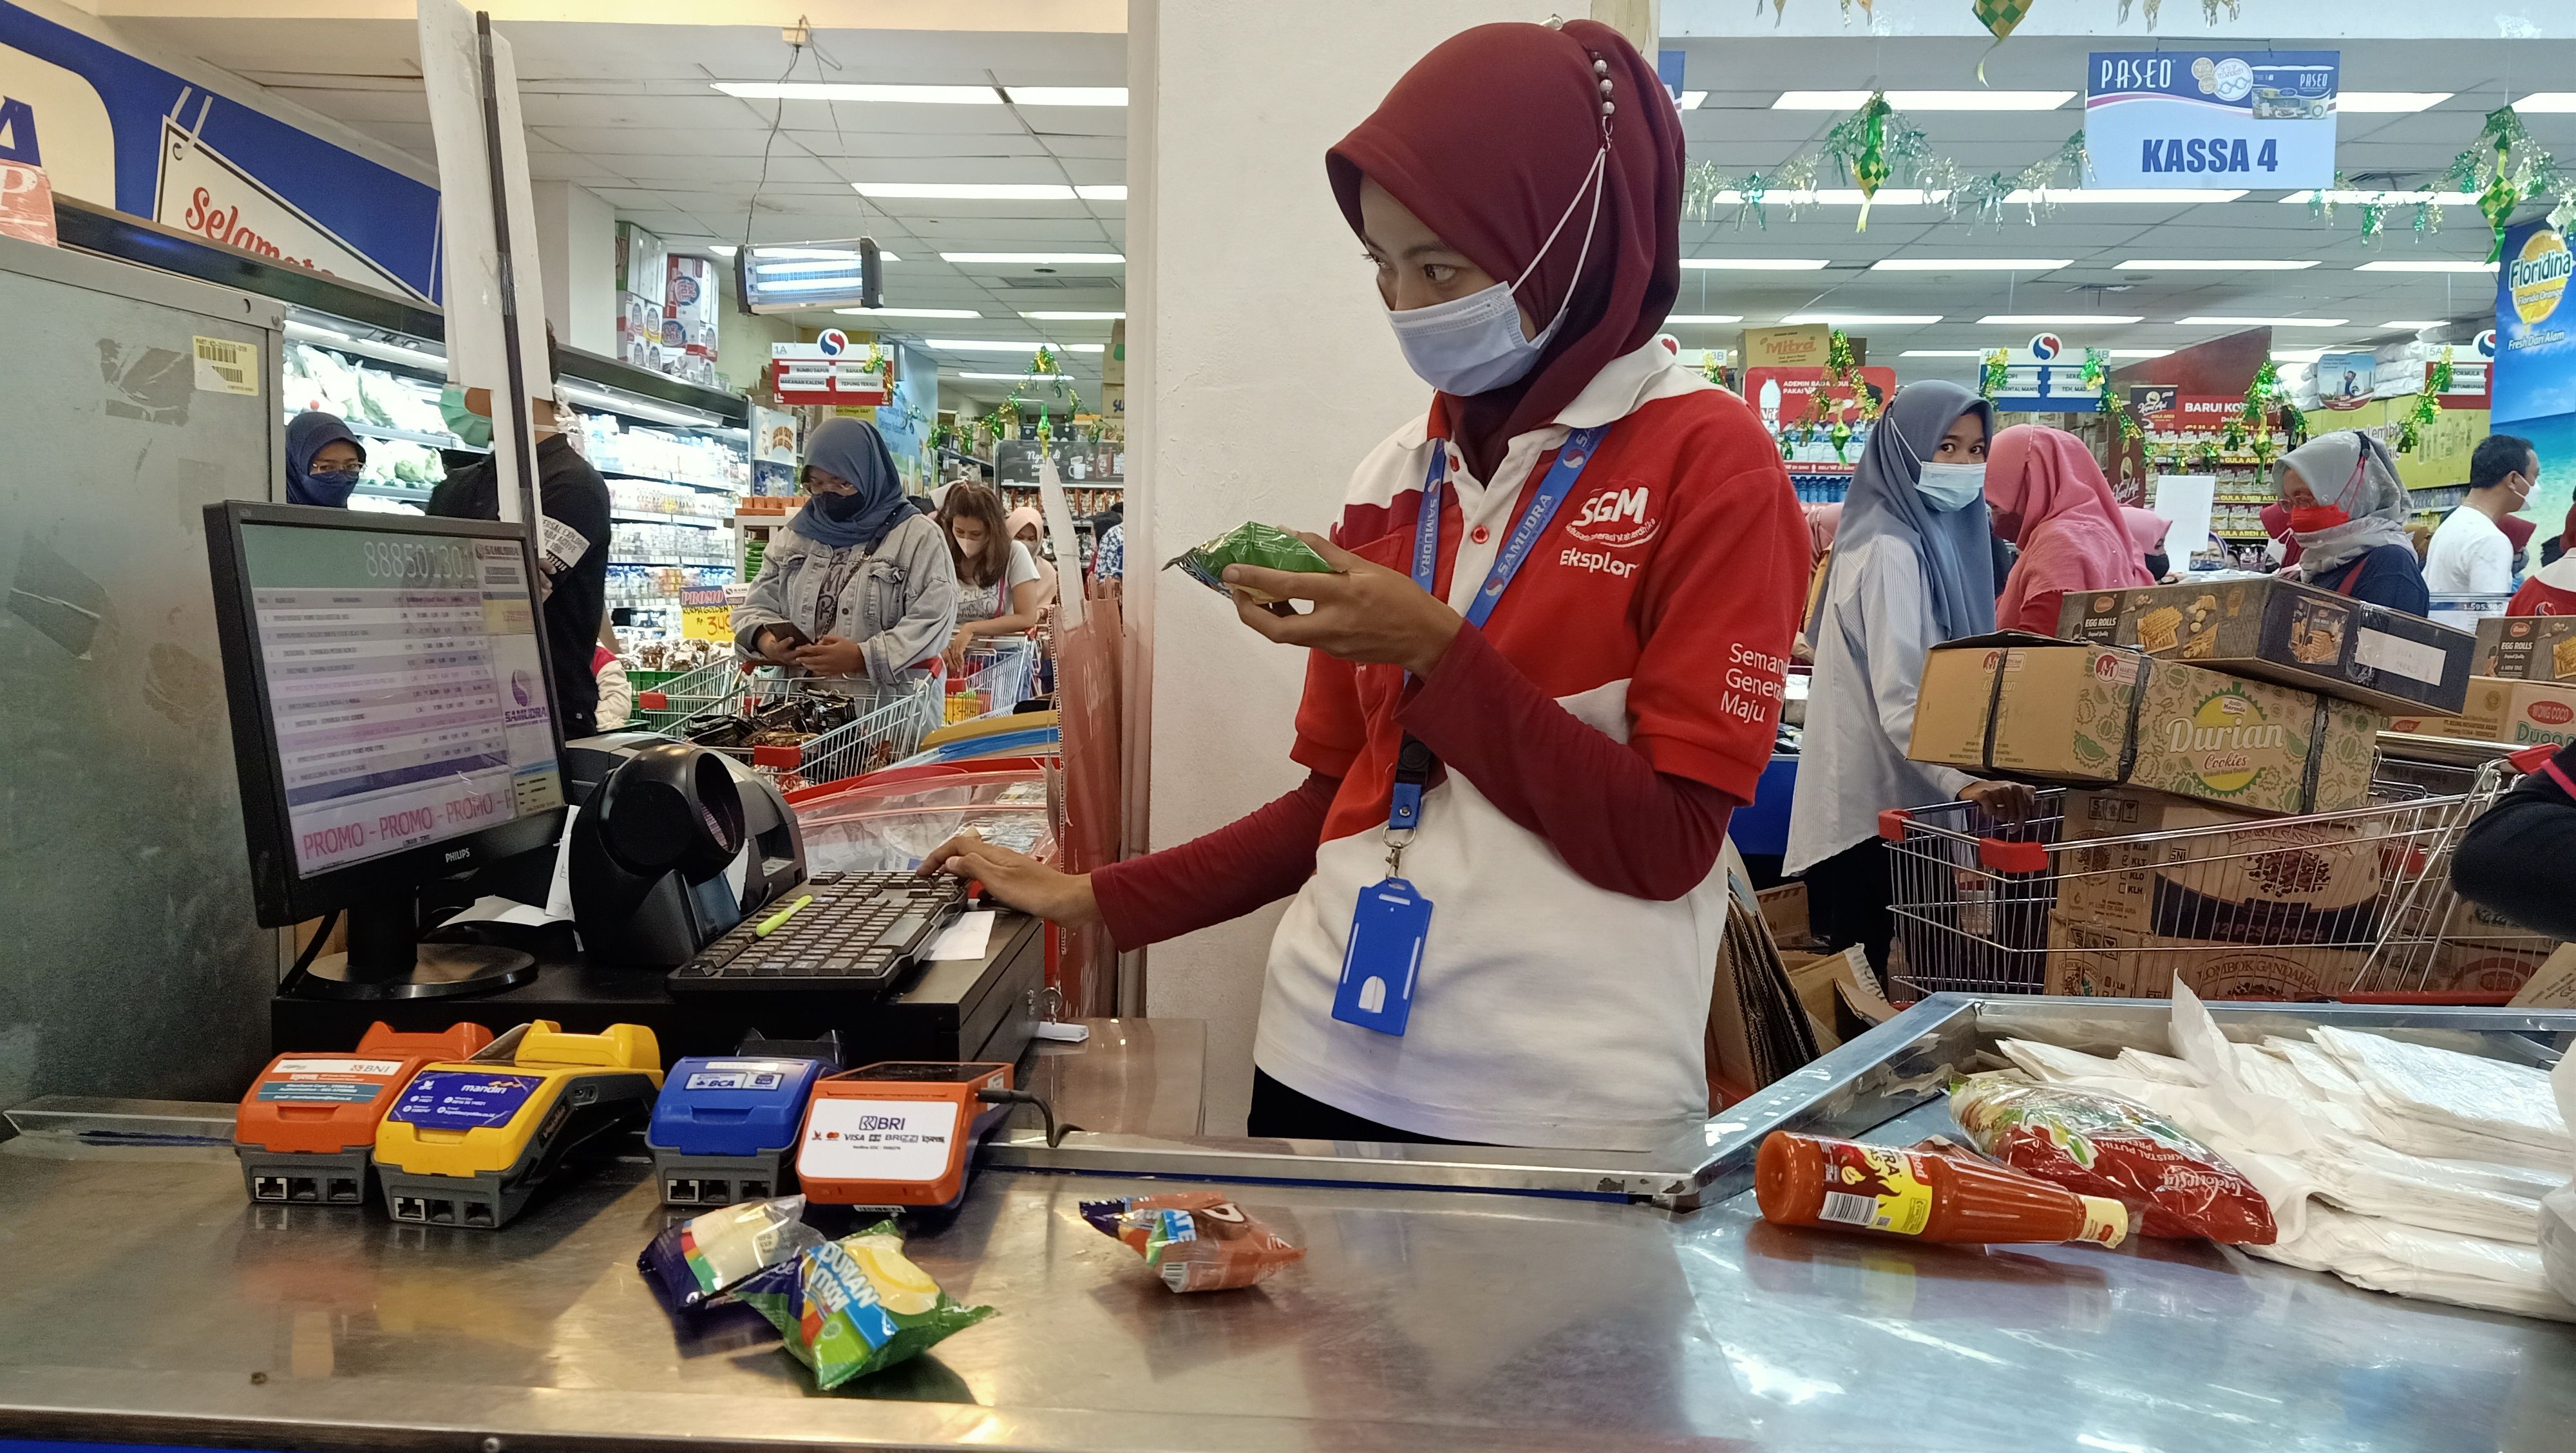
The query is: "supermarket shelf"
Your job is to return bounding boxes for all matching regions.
[612,509,727,529]
[609,556,735,569]
[354,482,433,502]
[284,415,480,452]
[601,468,737,493]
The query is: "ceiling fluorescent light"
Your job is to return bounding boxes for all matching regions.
[925,338,1105,354]
[2279,189,2477,205]
[2120,258,2317,271]
[1874,259,2072,272]
[1676,90,1707,110]
[1003,86,1127,106]
[1074,185,1126,201]
[836,307,982,318]
[753,246,896,260]
[1781,312,1941,325]
[1665,314,1745,324]
[1901,350,1988,357]
[855,182,1075,200]
[941,251,1124,264]
[2354,260,2496,272]
[1698,189,1941,206]
[1020,310,1126,320]
[2010,189,2246,204]
[714,81,999,104]
[2107,350,2174,358]
[1978,314,2145,325]
[2515,93,2576,113]
[2178,316,2351,327]
[1679,257,1830,270]
[1774,90,2072,111]
[2339,92,2452,113]
[2272,348,2329,363]
[2380,319,2447,329]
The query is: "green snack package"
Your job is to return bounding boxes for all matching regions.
[734,1220,993,1390]
[1166,522,1336,603]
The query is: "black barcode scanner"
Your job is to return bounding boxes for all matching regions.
[567,739,801,968]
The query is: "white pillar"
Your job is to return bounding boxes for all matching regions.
[1126,0,1566,1134]
[530,180,616,356]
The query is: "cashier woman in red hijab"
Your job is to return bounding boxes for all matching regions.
[923,21,1804,1149]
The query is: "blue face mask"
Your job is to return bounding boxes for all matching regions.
[440,384,493,448]
[1917,461,1987,513]
[1384,144,1607,397]
[296,469,361,508]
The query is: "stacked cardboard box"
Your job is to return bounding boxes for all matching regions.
[2474,615,2576,683]
[1911,634,2380,817]
[663,255,719,387]
[2387,675,2576,748]
[2056,577,2475,717]
[615,221,667,372]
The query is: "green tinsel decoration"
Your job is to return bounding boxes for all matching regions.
[1980,348,2009,403]
[2451,106,2563,263]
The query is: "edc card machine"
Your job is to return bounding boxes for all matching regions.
[794,1062,1018,1212]
[234,1022,495,1205]
[374,1021,663,1229]
[647,1033,845,1206]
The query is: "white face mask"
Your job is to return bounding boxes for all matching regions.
[1383,144,1608,397]
[1917,461,1987,513]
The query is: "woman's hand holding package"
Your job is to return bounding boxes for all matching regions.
[1224,531,1462,676]
[790,634,867,678]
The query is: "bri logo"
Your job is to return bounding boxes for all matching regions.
[1564,481,1660,549]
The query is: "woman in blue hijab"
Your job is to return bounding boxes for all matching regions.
[732,417,960,688]
[1783,379,2034,975]
[285,411,366,508]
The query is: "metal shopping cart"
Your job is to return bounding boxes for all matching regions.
[660,667,942,793]
[1876,757,2560,1004]
[946,638,1038,723]
[2356,744,2566,1000]
[632,658,744,734]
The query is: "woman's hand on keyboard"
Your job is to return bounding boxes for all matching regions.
[919,831,1101,931]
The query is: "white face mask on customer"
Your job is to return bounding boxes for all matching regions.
[1383,144,1608,397]
[1916,461,1987,513]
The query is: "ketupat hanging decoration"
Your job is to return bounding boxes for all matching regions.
[2449,106,2564,263]
[2087,349,2143,442]
[1783,330,1880,462]
[1685,126,2083,234]
[1980,348,2010,403]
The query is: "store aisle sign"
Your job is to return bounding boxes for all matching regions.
[2086,51,2338,189]
[2494,219,2576,424]
[0,3,437,298]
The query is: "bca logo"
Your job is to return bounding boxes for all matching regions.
[1564,482,1659,549]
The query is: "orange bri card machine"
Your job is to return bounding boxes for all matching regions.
[234,1022,493,1205]
[795,1062,1018,1211]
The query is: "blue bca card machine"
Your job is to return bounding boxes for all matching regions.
[1332,877,1432,1036]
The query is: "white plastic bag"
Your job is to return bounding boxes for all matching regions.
[2539,1048,2576,1307]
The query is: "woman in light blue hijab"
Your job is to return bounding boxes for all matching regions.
[1785,379,2032,976]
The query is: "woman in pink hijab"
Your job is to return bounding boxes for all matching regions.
[1985,424,2154,634]
[2121,507,2174,580]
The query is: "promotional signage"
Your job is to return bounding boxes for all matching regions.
[1745,365,1897,429]
[2495,217,2576,424]
[2316,351,2377,410]
[1998,334,2100,413]
[2087,50,2338,189]
[2136,394,2260,434]
[0,2,439,298]
[770,329,888,407]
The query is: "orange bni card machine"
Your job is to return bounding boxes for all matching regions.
[795,1062,1017,1211]
[234,1022,494,1206]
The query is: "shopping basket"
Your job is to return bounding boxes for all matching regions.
[1877,752,2562,1004]
[631,658,743,734]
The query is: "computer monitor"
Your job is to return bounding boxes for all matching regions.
[204,502,569,999]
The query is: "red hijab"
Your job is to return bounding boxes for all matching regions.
[1327,20,1681,480]
[1985,424,2154,634]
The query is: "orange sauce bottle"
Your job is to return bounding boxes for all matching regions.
[1756,1130,2129,1248]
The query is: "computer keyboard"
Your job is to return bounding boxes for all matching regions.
[666,872,970,994]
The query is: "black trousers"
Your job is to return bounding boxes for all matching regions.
[1246,1068,1472,1145]
[1801,836,1894,977]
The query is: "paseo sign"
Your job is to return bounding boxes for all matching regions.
[2087,50,2338,189]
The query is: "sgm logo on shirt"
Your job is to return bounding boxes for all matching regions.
[1564,481,1660,549]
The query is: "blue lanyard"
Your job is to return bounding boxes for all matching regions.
[1386,424,1611,840]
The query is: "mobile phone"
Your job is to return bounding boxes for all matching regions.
[763,623,814,652]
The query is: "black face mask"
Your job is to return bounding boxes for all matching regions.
[2143,552,2170,578]
[813,488,866,520]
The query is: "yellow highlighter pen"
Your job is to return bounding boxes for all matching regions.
[754,894,815,938]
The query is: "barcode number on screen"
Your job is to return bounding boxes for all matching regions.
[1819,1190,1881,1227]
[192,336,260,396]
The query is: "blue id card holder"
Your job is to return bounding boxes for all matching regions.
[1332,877,1434,1036]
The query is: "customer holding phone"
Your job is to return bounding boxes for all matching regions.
[733,417,960,687]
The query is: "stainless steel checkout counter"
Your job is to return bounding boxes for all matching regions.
[3,998,2575,1452]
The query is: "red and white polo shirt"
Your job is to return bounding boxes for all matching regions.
[1253,341,1805,1150]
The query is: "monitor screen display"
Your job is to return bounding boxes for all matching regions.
[239,522,565,878]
